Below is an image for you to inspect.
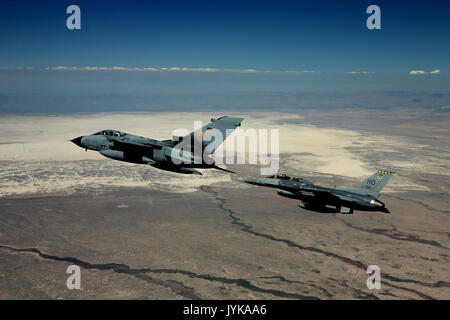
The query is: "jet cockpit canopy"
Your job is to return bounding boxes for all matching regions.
[93,130,127,137]
[267,173,301,181]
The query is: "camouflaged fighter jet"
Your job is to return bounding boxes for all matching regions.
[71,116,243,175]
[245,170,395,214]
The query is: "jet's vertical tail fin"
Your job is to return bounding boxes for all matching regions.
[186,116,244,153]
[353,170,395,197]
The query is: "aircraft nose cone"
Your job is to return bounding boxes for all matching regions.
[71,136,83,147]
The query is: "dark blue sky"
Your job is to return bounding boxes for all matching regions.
[1,0,449,73]
[1,0,449,114]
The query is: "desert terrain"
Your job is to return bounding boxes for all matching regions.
[0,109,449,299]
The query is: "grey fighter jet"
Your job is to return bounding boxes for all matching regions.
[245,170,395,214]
[71,116,243,175]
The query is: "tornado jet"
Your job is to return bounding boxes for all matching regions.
[245,170,395,214]
[71,116,243,175]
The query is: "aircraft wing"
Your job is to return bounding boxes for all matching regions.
[111,139,162,150]
[298,186,369,206]
[108,137,162,153]
[296,186,342,202]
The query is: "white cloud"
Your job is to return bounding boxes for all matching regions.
[111,66,130,71]
[344,71,375,74]
[409,69,441,75]
[181,67,220,72]
[38,66,376,75]
[268,70,317,74]
[45,66,77,71]
[409,70,427,75]
[0,66,34,70]
[81,66,109,71]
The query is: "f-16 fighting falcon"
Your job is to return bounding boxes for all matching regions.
[71,116,244,175]
[245,170,395,214]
